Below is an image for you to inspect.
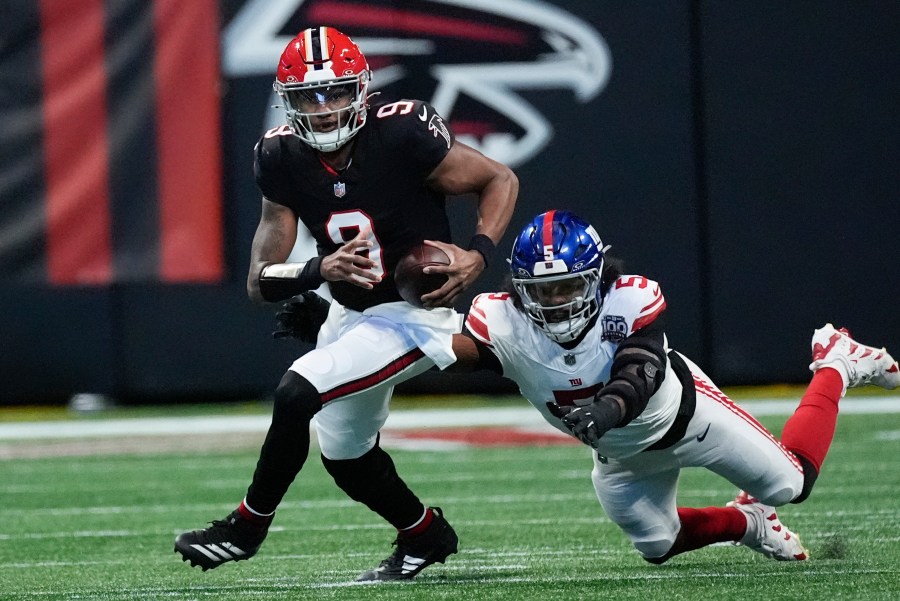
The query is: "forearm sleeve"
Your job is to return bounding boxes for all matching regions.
[598,319,668,426]
[258,257,326,302]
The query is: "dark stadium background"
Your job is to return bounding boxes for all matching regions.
[1,0,897,404]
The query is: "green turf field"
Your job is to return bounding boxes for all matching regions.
[2,408,899,600]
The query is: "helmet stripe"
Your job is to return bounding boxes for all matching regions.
[303,28,315,63]
[541,210,556,260]
[318,26,329,66]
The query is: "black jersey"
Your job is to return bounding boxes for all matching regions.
[254,100,456,312]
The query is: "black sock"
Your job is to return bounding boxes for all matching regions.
[322,443,425,529]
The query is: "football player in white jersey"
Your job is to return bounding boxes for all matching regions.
[450,210,900,564]
[273,209,899,565]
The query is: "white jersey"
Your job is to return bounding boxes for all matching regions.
[465,275,683,459]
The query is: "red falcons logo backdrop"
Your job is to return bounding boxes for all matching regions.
[223,0,611,167]
[0,0,223,285]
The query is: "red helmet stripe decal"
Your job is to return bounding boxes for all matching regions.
[542,210,556,260]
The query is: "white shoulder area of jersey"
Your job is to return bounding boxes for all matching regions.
[603,275,667,333]
[465,292,519,346]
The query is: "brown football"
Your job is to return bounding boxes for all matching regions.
[394,243,450,308]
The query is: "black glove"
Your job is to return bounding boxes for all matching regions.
[272,291,331,344]
[547,398,622,448]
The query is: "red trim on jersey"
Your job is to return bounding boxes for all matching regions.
[310,2,528,45]
[632,299,667,332]
[39,0,112,284]
[640,287,664,313]
[153,0,224,282]
[321,348,426,403]
[317,154,341,177]
[465,313,491,343]
[471,304,487,321]
[695,376,803,472]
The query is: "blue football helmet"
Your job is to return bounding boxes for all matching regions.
[509,210,609,343]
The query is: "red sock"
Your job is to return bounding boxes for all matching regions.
[671,507,747,554]
[237,500,274,525]
[780,367,844,472]
[400,507,434,536]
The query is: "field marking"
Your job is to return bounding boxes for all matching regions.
[2,397,898,441]
[10,566,897,600]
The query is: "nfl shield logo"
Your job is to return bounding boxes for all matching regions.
[333,182,346,198]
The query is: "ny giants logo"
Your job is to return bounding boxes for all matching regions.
[223,0,611,167]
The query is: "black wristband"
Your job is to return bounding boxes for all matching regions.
[467,234,496,268]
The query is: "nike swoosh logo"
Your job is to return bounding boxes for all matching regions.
[418,105,428,121]
[696,423,711,442]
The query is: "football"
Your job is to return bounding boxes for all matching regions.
[394,243,450,308]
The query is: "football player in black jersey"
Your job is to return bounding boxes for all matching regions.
[175,27,517,581]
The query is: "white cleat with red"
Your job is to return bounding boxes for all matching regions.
[809,323,900,392]
[728,491,809,561]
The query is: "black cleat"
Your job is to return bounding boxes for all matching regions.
[356,507,459,582]
[174,510,269,571]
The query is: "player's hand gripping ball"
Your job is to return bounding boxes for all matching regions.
[394,243,450,309]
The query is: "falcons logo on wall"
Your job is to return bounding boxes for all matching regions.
[223,0,611,167]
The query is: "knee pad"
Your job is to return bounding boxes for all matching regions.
[273,371,322,422]
[790,453,819,504]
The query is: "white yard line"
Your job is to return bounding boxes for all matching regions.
[0,397,898,441]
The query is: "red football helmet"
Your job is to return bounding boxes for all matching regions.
[274,27,371,152]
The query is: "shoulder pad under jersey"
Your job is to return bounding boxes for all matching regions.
[465,292,518,347]
[603,275,666,336]
[253,125,298,205]
[370,99,454,169]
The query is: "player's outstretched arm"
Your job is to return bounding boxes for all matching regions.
[445,332,503,373]
[422,142,518,308]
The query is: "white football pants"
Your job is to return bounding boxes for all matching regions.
[591,355,805,559]
[289,300,459,460]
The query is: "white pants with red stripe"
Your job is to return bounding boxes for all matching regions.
[590,355,804,558]
[289,300,462,460]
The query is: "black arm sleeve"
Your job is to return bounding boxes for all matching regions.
[258,257,326,302]
[596,313,668,427]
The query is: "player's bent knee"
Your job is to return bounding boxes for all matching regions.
[635,538,676,562]
[790,454,819,504]
[754,486,796,507]
[273,370,322,421]
[321,444,397,500]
